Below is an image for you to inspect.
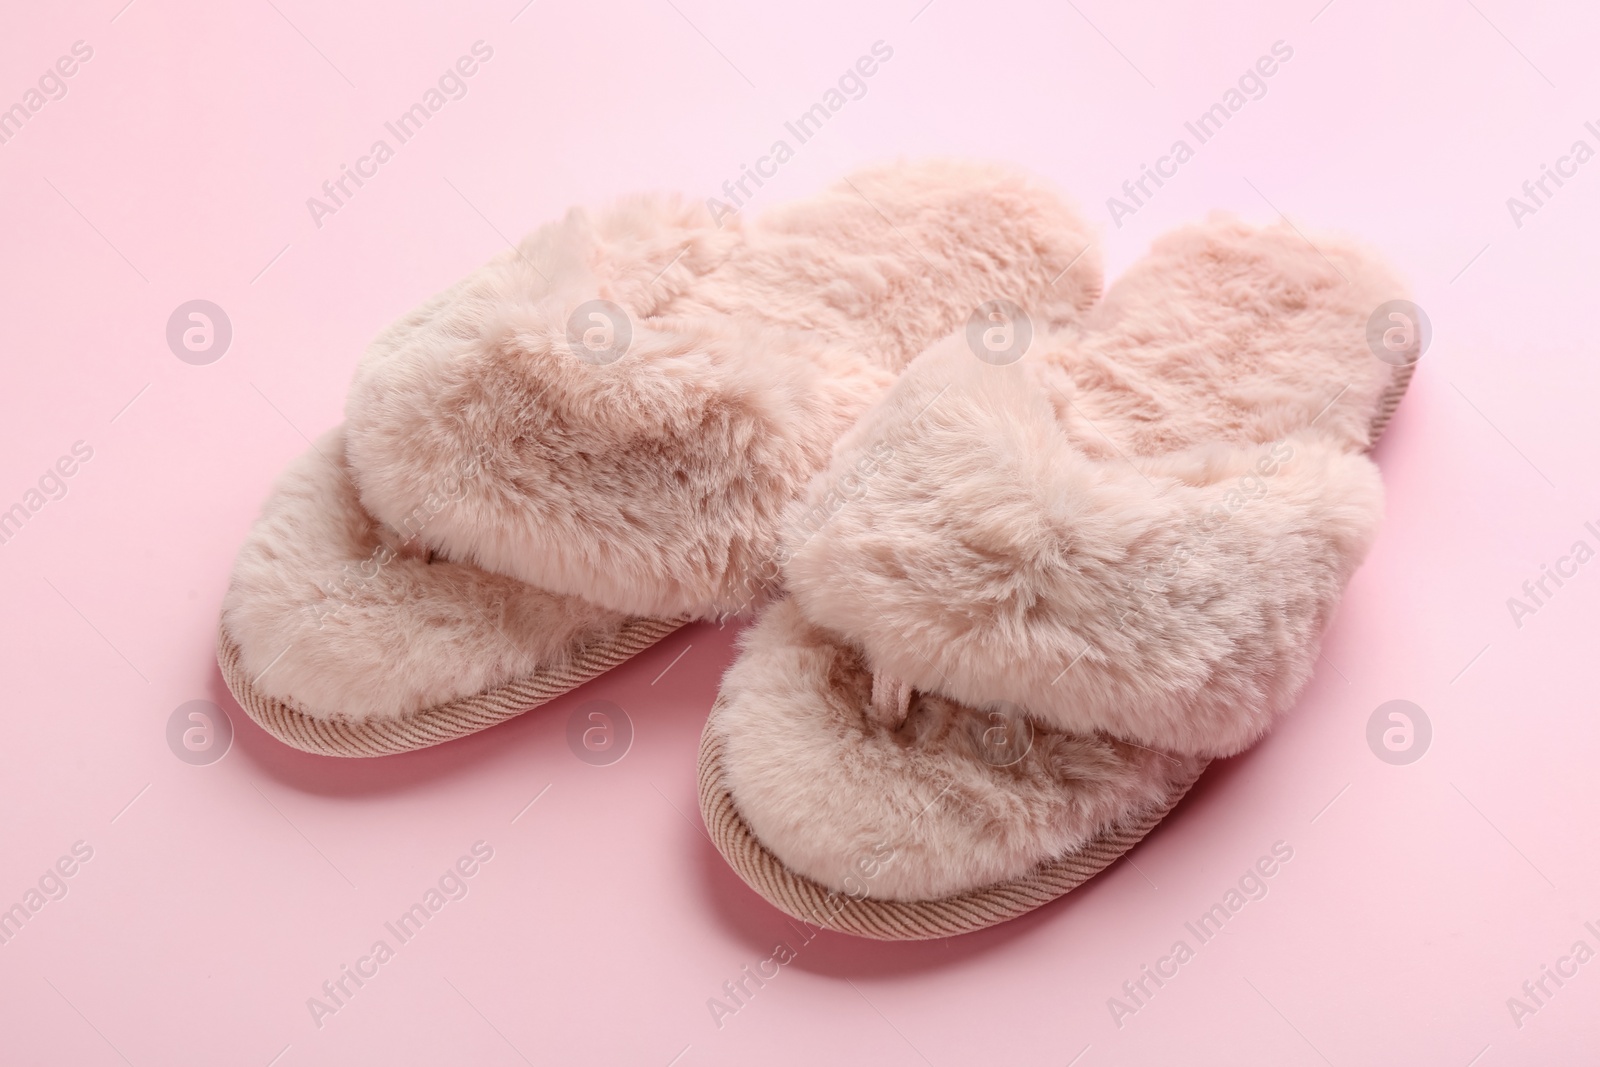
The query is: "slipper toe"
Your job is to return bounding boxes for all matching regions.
[710,599,1204,903]
[219,426,679,753]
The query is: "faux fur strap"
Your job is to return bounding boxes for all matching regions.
[339,197,896,620]
[782,339,1385,758]
[339,161,1101,620]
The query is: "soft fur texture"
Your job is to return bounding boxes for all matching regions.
[1042,215,1399,459]
[716,599,1206,900]
[224,161,1100,722]
[713,216,1407,899]
[782,339,1382,758]
[342,160,1100,618]
[222,427,628,722]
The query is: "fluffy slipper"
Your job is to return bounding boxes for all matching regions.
[219,161,1101,755]
[699,216,1417,937]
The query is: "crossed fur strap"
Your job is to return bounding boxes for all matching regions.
[786,341,1386,759]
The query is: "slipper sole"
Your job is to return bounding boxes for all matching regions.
[217,614,686,757]
[695,361,1415,938]
[697,720,1209,939]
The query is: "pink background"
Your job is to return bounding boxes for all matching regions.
[2,0,1597,1063]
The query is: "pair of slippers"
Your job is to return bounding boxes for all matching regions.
[218,161,1412,939]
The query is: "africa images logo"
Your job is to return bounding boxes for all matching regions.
[304,41,494,229]
[305,842,494,1029]
[1106,842,1294,1028]
[1106,41,1294,228]
[705,41,895,227]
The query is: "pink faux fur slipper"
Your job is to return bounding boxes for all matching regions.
[698,216,1416,937]
[218,161,1102,755]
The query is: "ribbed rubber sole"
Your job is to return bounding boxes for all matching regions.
[698,723,1207,940]
[217,614,685,757]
